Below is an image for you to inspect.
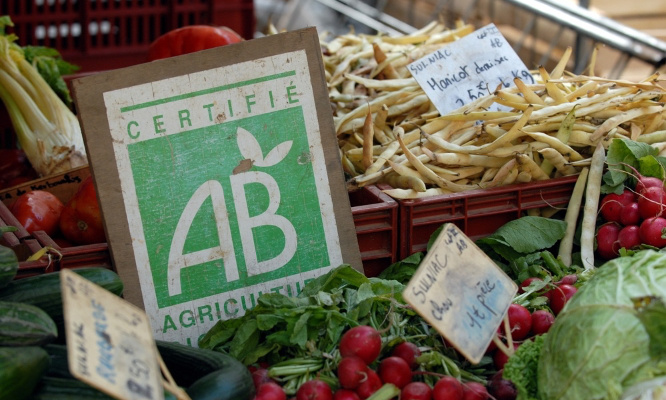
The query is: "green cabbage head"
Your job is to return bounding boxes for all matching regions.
[537,249,666,400]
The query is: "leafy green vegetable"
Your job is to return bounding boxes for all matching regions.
[633,296,666,359]
[477,216,567,254]
[603,138,666,194]
[503,333,546,400]
[537,250,666,400]
[475,216,577,284]
[199,263,490,394]
[22,45,79,108]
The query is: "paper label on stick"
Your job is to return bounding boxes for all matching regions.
[61,268,164,400]
[402,224,518,364]
[408,23,534,115]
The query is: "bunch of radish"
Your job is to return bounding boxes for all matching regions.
[596,168,666,260]
[251,325,492,400]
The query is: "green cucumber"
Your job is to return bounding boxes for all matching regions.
[0,267,123,336]
[186,366,256,400]
[28,377,115,400]
[43,344,73,379]
[156,340,254,389]
[0,346,50,400]
[30,376,179,400]
[0,300,57,346]
[0,244,18,289]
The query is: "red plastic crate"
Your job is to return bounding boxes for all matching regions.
[0,166,114,277]
[394,175,580,259]
[2,0,256,73]
[349,185,399,277]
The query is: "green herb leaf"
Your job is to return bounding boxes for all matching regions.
[229,319,260,360]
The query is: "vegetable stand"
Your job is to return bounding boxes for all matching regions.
[2,3,666,400]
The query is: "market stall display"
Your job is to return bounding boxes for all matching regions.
[1,4,666,400]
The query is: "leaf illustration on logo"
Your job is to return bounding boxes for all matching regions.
[236,127,292,167]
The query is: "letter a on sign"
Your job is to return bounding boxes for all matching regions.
[70,28,362,345]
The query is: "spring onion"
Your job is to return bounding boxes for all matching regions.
[0,16,86,177]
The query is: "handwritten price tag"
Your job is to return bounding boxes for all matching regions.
[403,224,518,364]
[408,23,534,115]
[61,268,165,400]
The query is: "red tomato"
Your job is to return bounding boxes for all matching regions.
[148,25,243,61]
[10,191,64,236]
[59,176,106,245]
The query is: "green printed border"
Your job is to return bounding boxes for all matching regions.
[120,70,297,113]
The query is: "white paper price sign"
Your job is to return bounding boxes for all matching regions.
[61,268,165,400]
[402,224,518,364]
[408,23,534,115]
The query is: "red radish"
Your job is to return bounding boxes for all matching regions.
[255,381,287,400]
[492,342,519,370]
[548,284,578,315]
[296,379,333,400]
[252,367,274,389]
[530,309,555,335]
[432,376,463,400]
[625,164,664,194]
[462,382,489,400]
[378,356,412,389]
[391,341,421,369]
[599,193,627,223]
[554,274,578,286]
[596,222,621,260]
[639,216,666,248]
[339,325,382,365]
[337,357,369,390]
[620,202,641,226]
[402,382,433,400]
[487,370,517,400]
[618,225,642,250]
[499,304,532,341]
[355,369,382,399]
[518,277,543,294]
[333,389,361,400]
[637,186,666,219]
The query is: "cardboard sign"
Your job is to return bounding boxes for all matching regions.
[61,268,164,400]
[70,28,362,346]
[408,23,534,115]
[402,224,518,364]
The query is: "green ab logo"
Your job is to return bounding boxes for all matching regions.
[167,127,295,296]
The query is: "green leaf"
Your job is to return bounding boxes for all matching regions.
[603,138,661,190]
[22,45,80,108]
[356,282,377,303]
[633,296,666,359]
[256,313,283,331]
[198,317,244,350]
[298,264,368,297]
[258,293,299,309]
[229,319,260,361]
[377,252,423,284]
[477,216,566,254]
[243,343,279,366]
[637,155,666,181]
[290,312,311,349]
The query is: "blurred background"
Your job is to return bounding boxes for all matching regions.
[1,0,664,82]
[255,0,666,82]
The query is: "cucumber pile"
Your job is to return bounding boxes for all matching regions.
[0,241,255,400]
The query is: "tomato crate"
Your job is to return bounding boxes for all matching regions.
[394,175,580,258]
[2,0,256,73]
[0,165,115,275]
[349,185,399,277]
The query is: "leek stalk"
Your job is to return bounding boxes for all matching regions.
[0,16,86,177]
